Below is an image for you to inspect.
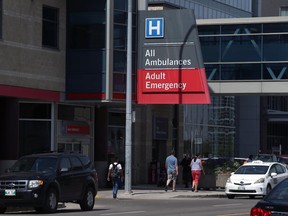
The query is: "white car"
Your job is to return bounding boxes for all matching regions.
[225,160,288,199]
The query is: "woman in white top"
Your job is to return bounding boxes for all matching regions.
[190,154,205,192]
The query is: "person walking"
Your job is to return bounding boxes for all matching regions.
[180,154,191,188]
[107,157,123,199]
[165,150,178,192]
[247,154,253,163]
[190,153,205,192]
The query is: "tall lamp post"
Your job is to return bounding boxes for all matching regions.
[125,0,133,194]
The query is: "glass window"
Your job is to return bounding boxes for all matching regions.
[114,0,127,11]
[58,105,91,121]
[42,6,59,49]
[267,179,288,200]
[67,0,106,49]
[269,165,276,174]
[221,24,262,34]
[234,165,268,174]
[266,96,288,112]
[68,0,105,12]
[60,158,71,170]
[113,73,126,92]
[107,112,125,162]
[280,7,288,16]
[109,112,125,126]
[113,73,136,95]
[79,155,91,167]
[114,11,127,24]
[267,121,288,154]
[114,0,136,11]
[20,103,51,119]
[276,164,285,174]
[263,23,288,33]
[205,64,220,80]
[263,63,288,80]
[114,50,126,72]
[70,156,83,170]
[19,121,51,157]
[200,36,220,62]
[107,127,125,162]
[69,13,105,49]
[221,35,262,62]
[198,25,220,35]
[263,35,288,61]
[114,25,127,50]
[221,64,261,80]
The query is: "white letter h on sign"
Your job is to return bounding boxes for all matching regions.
[145,18,164,38]
[149,20,161,36]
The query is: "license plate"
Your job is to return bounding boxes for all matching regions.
[5,189,16,196]
[238,186,245,190]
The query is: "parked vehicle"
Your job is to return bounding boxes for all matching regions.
[0,152,98,213]
[277,154,288,165]
[253,154,277,162]
[232,157,249,165]
[225,160,288,199]
[250,178,288,216]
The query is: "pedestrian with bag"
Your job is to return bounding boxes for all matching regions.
[190,153,205,192]
[107,157,123,199]
[165,150,178,192]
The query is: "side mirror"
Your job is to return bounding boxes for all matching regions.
[271,172,277,177]
[60,168,69,172]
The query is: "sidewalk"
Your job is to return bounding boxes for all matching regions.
[6,186,226,213]
[97,185,226,200]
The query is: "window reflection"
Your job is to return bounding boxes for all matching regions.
[221,35,261,62]
[42,6,59,49]
[199,22,288,81]
[263,35,288,61]
[221,64,261,80]
[263,63,288,80]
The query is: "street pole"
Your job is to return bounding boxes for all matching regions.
[125,0,132,194]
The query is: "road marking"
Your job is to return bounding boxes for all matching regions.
[214,203,249,215]
[213,204,242,207]
[101,211,145,215]
[216,213,249,216]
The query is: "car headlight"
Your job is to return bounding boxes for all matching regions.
[226,177,231,183]
[28,180,44,189]
[254,178,265,184]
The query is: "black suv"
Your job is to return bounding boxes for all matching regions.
[0,152,98,213]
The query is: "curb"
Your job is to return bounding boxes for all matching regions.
[97,188,227,200]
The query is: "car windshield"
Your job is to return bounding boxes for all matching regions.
[266,180,288,201]
[234,165,268,174]
[254,155,275,162]
[10,157,57,172]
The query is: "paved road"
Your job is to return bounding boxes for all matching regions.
[5,186,261,215]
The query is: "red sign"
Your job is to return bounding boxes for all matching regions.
[137,68,210,104]
[138,10,211,104]
[66,124,90,135]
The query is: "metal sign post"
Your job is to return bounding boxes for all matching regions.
[125,0,132,194]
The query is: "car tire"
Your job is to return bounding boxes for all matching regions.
[80,186,95,211]
[41,188,58,213]
[0,207,6,214]
[266,185,272,195]
[227,194,235,199]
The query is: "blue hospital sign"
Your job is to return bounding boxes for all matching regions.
[138,10,211,104]
[145,18,164,38]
